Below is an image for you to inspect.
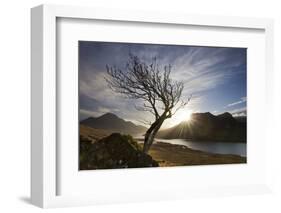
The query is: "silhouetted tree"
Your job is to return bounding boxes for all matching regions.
[105,54,190,153]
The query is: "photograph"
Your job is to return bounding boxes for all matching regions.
[79,41,247,170]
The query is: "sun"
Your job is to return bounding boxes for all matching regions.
[185,110,192,122]
[168,109,193,127]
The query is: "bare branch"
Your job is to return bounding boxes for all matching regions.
[105,54,191,153]
[105,55,189,118]
[171,95,192,116]
[137,118,152,126]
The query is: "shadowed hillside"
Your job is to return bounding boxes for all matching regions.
[157,112,246,142]
[79,112,246,170]
[80,113,147,135]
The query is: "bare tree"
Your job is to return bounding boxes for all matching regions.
[105,54,190,153]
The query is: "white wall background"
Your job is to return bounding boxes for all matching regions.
[0,0,280,212]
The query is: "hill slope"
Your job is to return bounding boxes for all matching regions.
[157,112,246,142]
[80,113,147,135]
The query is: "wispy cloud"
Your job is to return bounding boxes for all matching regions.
[225,97,247,108]
[79,42,246,123]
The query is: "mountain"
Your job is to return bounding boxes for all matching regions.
[234,116,247,123]
[157,112,246,142]
[80,113,147,135]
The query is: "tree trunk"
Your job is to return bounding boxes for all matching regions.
[143,116,166,153]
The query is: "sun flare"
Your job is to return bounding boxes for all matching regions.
[185,111,192,122]
[168,109,193,127]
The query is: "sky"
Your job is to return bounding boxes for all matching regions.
[79,41,247,129]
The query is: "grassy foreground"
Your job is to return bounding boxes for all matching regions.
[148,142,246,167]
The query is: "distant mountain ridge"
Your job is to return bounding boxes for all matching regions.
[157,112,246,142]
[80,113,147,135]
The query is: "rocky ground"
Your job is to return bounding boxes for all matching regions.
[80,125,246,170]
[80,132,158,170]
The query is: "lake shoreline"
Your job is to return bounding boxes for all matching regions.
[147,141,246,167]
[136,138,246,166]
[134,136,246,143]
[135,137,246,157]
[158,138,247,143]
[80,125,246,167]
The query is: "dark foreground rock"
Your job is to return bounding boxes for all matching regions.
[80,133,159,170]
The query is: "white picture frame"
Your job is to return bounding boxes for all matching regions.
[31,4,274,208]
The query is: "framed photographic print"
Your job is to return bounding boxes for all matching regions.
[31,4,274,208]
[78,41,247,170]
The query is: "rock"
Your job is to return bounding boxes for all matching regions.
[80,133,159,170]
